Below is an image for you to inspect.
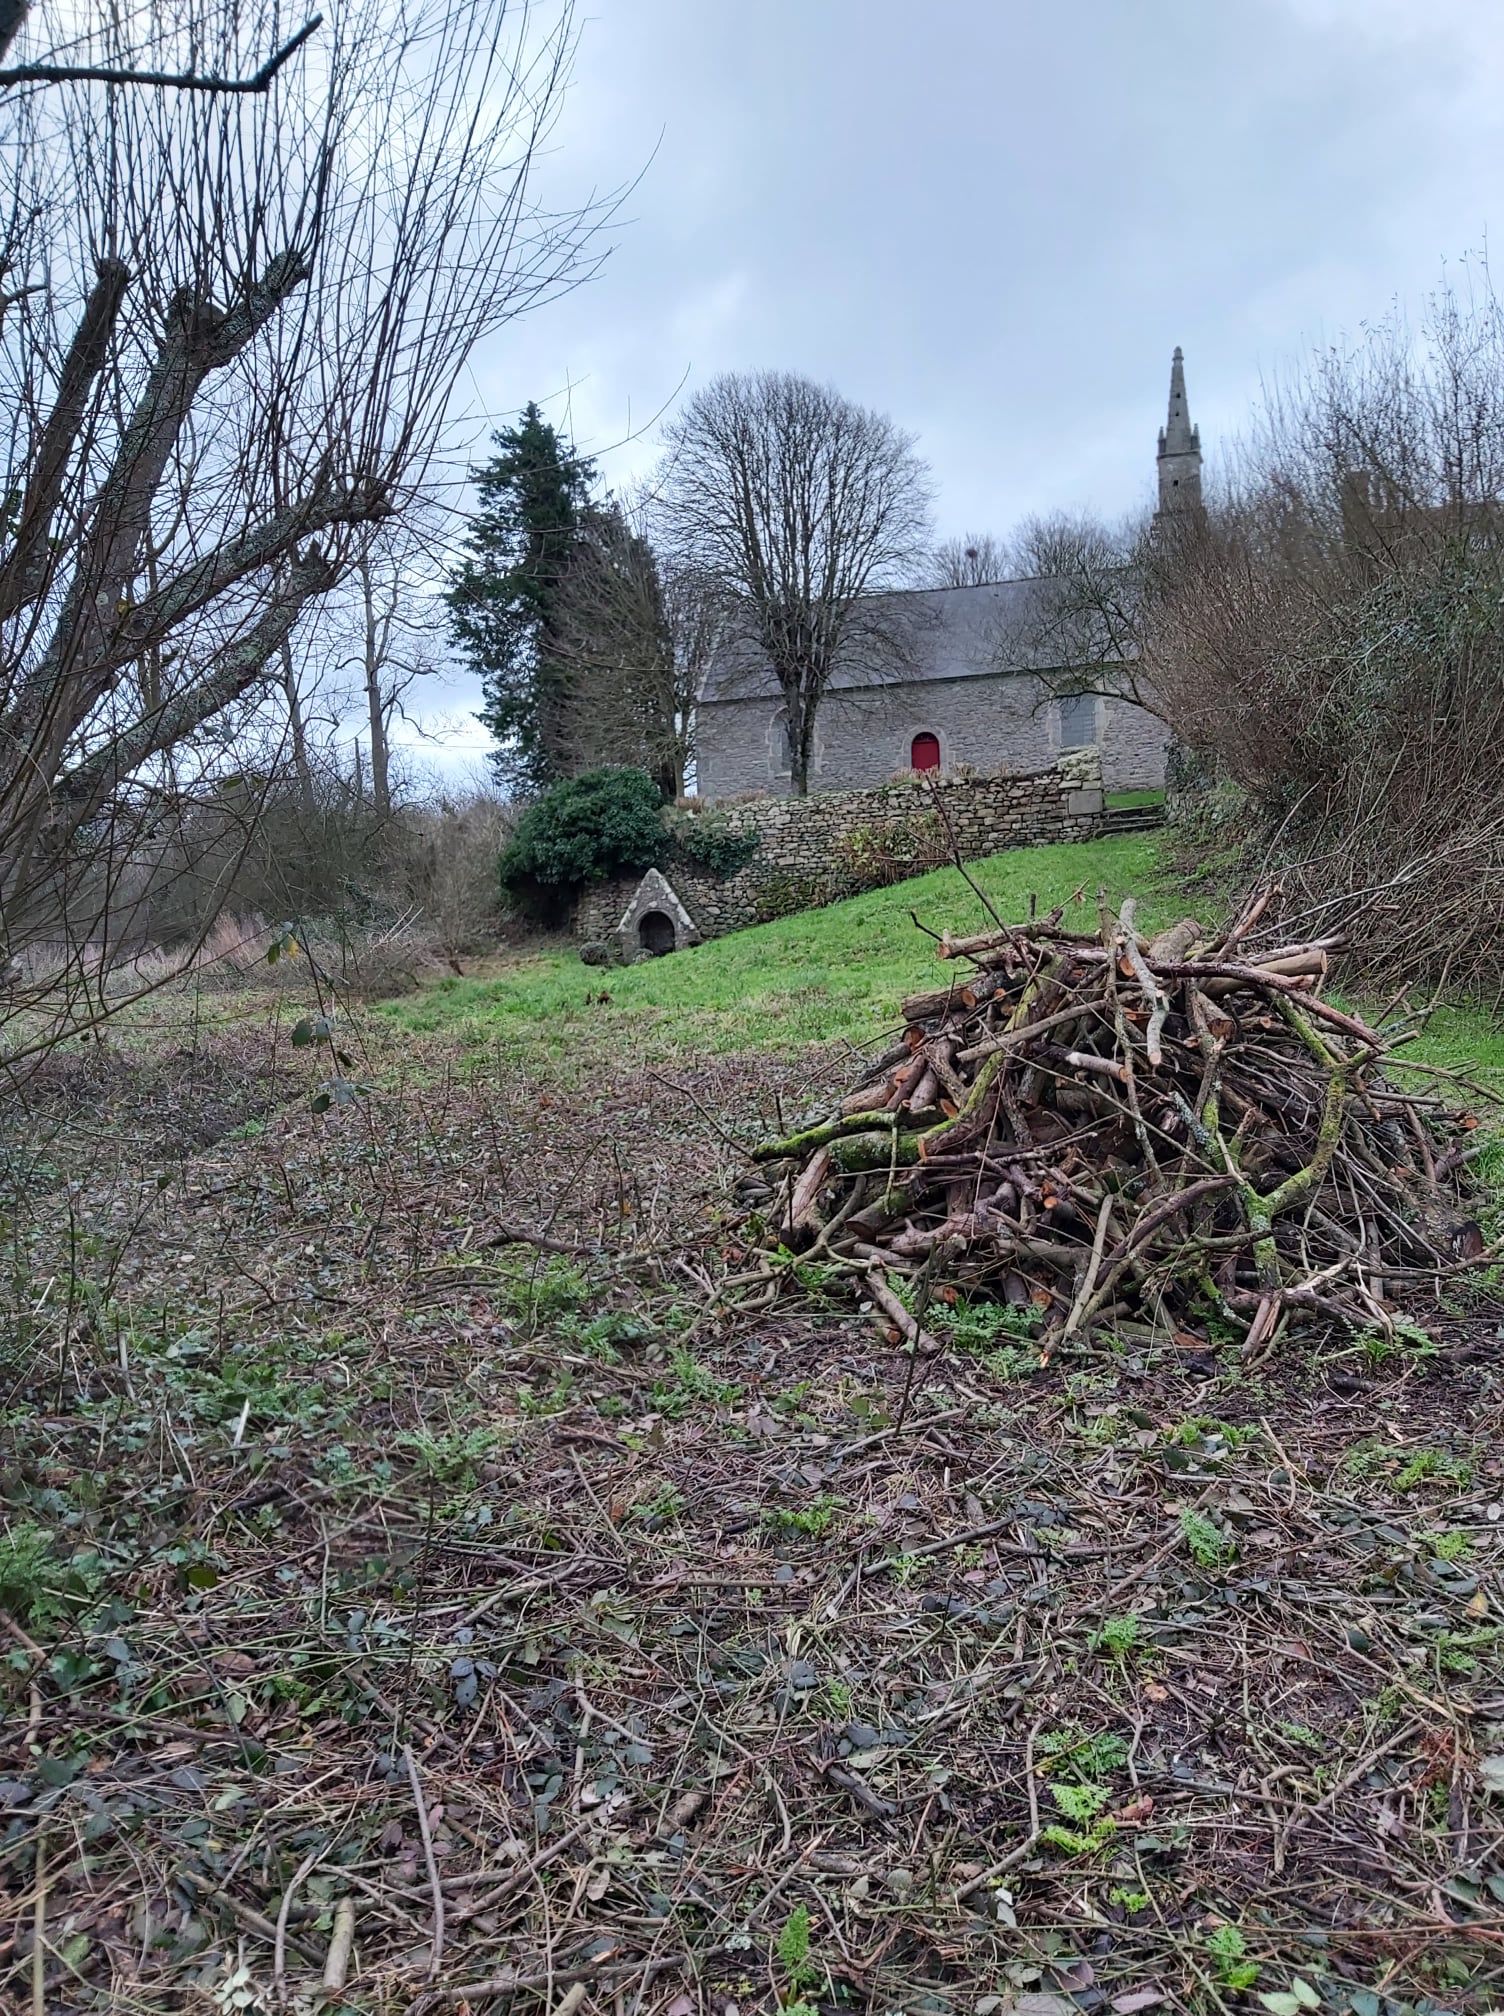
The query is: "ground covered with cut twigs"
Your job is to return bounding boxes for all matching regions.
[3,956,1504,2015]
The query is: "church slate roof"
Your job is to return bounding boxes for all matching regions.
[698,576,1070,704]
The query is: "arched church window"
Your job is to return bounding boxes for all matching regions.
[910,732,941,771]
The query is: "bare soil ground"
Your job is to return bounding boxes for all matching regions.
[1,1005,1501,2016]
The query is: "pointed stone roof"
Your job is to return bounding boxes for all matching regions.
[1155,345,1204,517]
[1159,346,1200,458]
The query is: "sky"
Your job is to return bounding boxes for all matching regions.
[392,0,1504,782]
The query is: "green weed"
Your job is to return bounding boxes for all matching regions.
[516,1371,576,1418]
[631,1484,686,1526]
[1395,1447,1471,1492]
[1168,1415,1257,1450]
[1041,1779,1116,1857]
[762,1494,842,1540]
[1204,1924,1260,1992]
[776,1902,819,1996]
[1037,1728,1130,1778]
[0,1522,101,1634]
[501,1256,593,1328]
[1089,1613,1143,1661]
[651,1349,741,1418]
[1350,1315,1436,1369]
[1180,1508,1231,1569]
[395,1424,503,1485]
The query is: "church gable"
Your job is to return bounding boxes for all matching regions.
[694,349,1198,804]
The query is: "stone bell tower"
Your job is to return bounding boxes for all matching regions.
[1155,346,1203,518]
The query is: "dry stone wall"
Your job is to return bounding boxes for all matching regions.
[574,751,1105,948]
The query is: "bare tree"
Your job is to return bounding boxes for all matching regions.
[992,509,1164,715]
[349,540,444,819]
[659,371,933,796]
[1137,278,1504,992]
[551,497,712,796]
[0,0,602,1039]
[928,530,1011,587]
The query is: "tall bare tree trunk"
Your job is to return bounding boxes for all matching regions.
[361,553,391,819]
[279,637,316,818]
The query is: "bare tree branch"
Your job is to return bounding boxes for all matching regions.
[551,495,705,795]
[928,531,1011,588]
[0,257,129,625]
[0,0,608,998]
[0,14,321,92]
[52,544,340,824]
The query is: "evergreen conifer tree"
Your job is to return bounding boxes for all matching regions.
[446,403,596,791]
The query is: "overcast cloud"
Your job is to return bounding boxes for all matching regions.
[395,0,1504,781]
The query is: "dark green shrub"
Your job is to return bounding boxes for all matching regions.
[663,807,760,880]
[499,767,667,895]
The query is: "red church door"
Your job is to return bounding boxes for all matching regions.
[911,732,941,771]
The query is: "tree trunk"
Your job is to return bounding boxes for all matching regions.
[791,734,811,796]
[280,637,316,818]
[787,690,811,797]
[361,554,391,818]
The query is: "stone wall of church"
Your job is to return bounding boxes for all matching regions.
[574,749,1107,947]
[695,671,1169,797]
[1099,695,1173,791]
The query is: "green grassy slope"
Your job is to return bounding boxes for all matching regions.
[379,834,1171,1065]
[379,831,1504,1091]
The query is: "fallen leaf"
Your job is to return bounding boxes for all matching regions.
[1111,1993,1165,2014]
[1466,1588,1489,1618]
[1478,1754,1504,1794]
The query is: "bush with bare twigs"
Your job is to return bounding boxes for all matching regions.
[1149,280,1504,996]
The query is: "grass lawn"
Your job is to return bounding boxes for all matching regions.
[1104,786,1166,809]
[378,830,1504,1095]
[377,832,1172,1067]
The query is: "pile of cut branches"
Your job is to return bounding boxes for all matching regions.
[754,893,1492,1357]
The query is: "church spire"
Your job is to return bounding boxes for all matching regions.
[1156,346,1203,516]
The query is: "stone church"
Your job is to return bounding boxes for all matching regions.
[694,350,1201,799]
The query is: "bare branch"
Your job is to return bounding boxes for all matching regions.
[0,15,321,92]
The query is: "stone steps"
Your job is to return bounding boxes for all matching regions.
[1098,804,1167,836]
